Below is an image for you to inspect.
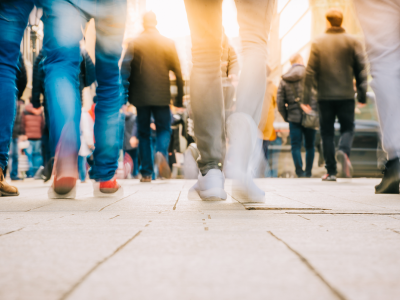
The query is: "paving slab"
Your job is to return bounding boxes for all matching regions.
[0,178,399,300]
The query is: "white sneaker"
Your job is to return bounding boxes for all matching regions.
[225,112,265,203]
[188,169,227,201]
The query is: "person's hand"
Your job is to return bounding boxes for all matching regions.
[19,135,28,141]
[357,102,367,109]
[88,145,95,151]
[228,74,239,87]
[173,106,186,114]
[129,136,138,148]
[150,123,156,131]
[300,104,312,114]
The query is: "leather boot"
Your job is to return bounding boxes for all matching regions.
[375,158,400,194]
[0,168,19,197]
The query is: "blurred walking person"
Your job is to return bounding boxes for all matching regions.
[20,102,44,178]
[123,12,184,182]
[0,1,35,196]
[38,0,126,198]
[258,65,278,178]
[353,1,400,193]
[278,54,317,178]
[303,9,367,182]
[184,0,275,201]
[122,105,139,178]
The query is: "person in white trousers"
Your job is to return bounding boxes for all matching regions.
[354,0,400,194]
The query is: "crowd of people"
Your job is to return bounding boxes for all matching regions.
[0,0,399,202]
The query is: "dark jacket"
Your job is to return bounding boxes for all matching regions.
[303,27,367,104]
[123,112,138,151]
[123,28,184,108]
[277,64,317,124]
[21,103,44,140]
[16,53,27,99]
[32,49,95,109]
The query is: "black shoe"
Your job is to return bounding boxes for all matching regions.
[375,158,400,194]
[155,152,171,179]
[336,150,353,178]
[42,157,54,182]
[322,174,336,181]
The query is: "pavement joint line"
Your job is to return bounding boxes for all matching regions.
[60,230,142,300]
[388,228,400,235]
[313,191,390,210]
[25,204,49,212]
[274,192,322,209]
[246,207,329,210]
[285,212,400,215]
[173,191,181,211]
[109,215,119,219]
[267,231,347,300]
[298,215,310,221]
[0,227,25,237]
[97,191,138,212]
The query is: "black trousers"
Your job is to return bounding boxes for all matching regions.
[318,100,355,175]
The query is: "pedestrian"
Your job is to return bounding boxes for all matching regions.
[122,104,139,178]
[258,65,278,177]
[0,0,34,197]
[36,0,126,198]
[184,0,275,202]
[353,1,400,193]
[78,107,94,183]
[303,8,367,182]
[9,53,28,181]
[20,101,44,178]
[277,54,317,178]
[123,11,184,182]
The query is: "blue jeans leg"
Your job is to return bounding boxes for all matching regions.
[89,0,127,181]
[0,1,34,170]
[10,138,19,179]
[78,156,87,181]
[289,122,304,177]
[31,140,43,176]
[153,106,172,160]
[137,107,153,177]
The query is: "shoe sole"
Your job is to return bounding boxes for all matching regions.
[155,153,171,179]
[0,191,19,197]
[48,185,76,199]
[336,151,352,178]
[189,187,227,201]
[93,183,124,198]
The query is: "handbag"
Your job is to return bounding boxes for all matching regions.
[289,82,319,129]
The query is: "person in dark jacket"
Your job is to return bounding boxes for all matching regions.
[303,9,367,181]
[277,54,317,178]
[123,11,184,182]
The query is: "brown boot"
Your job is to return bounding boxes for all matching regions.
[0,168,19,197]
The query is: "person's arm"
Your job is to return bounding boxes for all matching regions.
[227,44,239,77]
[277,81,288,122]
[16,53,27,100]
[82,48,96,88]
[121,41,134,104]
[31,51,44,108]
[353,39,368,104]
[303,42,319,105]
[169,42,184,108]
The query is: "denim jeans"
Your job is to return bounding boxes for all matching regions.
[266,137,282,178]
[78,155,87,181]
[136,106,172,177]
[0,0,34,170]
[354,0,400,160]
[289,122,317,177]
[318,100,355,175]
[124,149,139,177]
[10,138,19,179]
[26,140,43,177]
[40,0,126,181]
[184,0,275,174]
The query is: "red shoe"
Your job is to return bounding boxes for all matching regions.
[94,178,124,197]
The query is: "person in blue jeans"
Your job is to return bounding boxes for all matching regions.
[277,54,317,178]
[0,0,35,196]
[123,12,184,182]
[38,0,126,198]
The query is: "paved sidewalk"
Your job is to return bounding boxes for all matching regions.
[1,178,400,300]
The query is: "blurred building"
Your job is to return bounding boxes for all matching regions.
[269,0,363,85]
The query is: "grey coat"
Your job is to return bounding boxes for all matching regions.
[277,64,316,124]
